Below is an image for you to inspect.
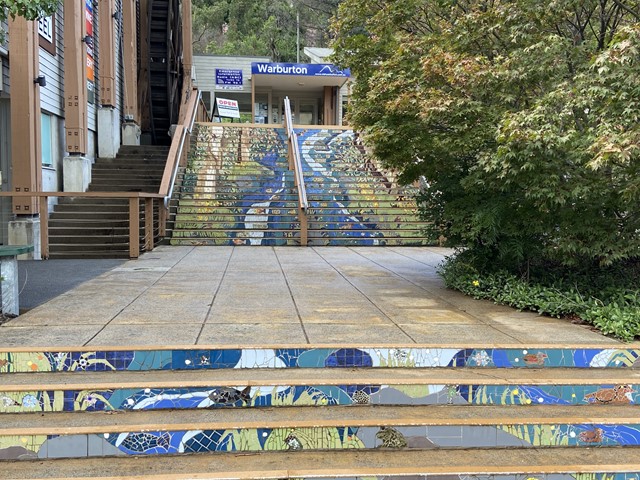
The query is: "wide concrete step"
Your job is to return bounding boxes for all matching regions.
[95,158,168,166]
[47,243,131,253]
[177,193,417,202]
[2,367,639,413]
[169,238,431,247]
[2,447,639,478]
[172,185,409,194]
[48,220,131,228]
[171,237,301,246]
[175,200,417,210]
[46,251,131,259]
[8,403,637,434]
[57,198,129,206]
[51,204,130,213]
[91,173,164,181]
[50,212,130,220]
[86,185,158,192]
[47,235,130,244]
[172,227,425,236]
[2,404,638,460]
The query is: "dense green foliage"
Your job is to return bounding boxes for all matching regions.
[440,252,640,340]
[193,0,341,61]
[332,1,640,272]
[1,0,59,44]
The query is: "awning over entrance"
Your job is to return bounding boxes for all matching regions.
[250,62,350,126]
[251,62,350,91]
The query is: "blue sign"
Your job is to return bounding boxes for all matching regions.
[251,63,350,78]
[215,69,244,90]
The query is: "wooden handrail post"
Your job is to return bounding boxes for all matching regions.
[299,208,308,247]
[39,196,49,259]
[159,204,167,237]
[145,197,154,252]
[129,197,140,258]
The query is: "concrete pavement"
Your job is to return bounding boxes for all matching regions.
[0,246,626,348]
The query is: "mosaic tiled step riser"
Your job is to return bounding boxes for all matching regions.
[169,237,302,246]
[2,383,640,414]
[5,422,640,460]
[175,125,426,247]
[358,477,640,480]
[169,237,432,246]
[2,348,639,374]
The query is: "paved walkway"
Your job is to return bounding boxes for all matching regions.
[0,246,627,348]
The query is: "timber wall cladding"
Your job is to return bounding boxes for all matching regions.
[37,6,65,117]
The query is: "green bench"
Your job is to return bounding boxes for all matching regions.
[0,245,34,316]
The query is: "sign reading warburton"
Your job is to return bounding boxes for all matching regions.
[251,63,350,77]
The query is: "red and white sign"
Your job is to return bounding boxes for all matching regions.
[216,98,240,119]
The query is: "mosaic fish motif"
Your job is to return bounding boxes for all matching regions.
[208,386,251,406]
[579,428,604,443]
[584,385,635,404]
[376,427,407,448]
[523,352,548,366]
[119,432,171,452]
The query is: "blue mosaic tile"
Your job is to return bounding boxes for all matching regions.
[1,347,640,374]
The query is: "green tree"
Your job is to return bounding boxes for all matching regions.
[1,0,60,44]
[192,0,341,61]
[332,0,640,272]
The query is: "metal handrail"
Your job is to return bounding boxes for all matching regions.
[284,97,308,212]
[283,97,309,246]
[160,88,201,208]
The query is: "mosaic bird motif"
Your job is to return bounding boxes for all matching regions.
[208,386,251,406]
[523,352,548,366]
[0,359,8,368]
[584,385,635,404]
[376,427,407,448]
[579,428,604,443]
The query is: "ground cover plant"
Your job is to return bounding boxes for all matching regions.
[439,251,640,341]
[332,0,640,339]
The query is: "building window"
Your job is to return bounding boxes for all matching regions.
[201,91,211,113]
[41,113,53,167]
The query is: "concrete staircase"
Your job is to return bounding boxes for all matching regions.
[170,125,430,246]
[47,146,168,259]
[0,345,639,478]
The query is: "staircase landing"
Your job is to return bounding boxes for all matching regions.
[0,246,616,348]
[2,246,639,478]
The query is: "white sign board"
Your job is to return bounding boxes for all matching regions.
[215,98,240,119]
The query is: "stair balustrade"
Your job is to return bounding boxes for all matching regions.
[0,191,163,258]
[159,86,206,227]
[283,96,309,246]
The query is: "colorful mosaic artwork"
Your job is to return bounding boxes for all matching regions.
[1,347,638,374]
[299,476,640,480]
[1,347,639,460]
[171,125,429,246]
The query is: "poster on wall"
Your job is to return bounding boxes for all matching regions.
[215,69,243,90]
[85,0,95,103]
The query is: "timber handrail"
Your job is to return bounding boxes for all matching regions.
[283,97,309,246]
[159,87,202,209]
[0,191,164,259]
